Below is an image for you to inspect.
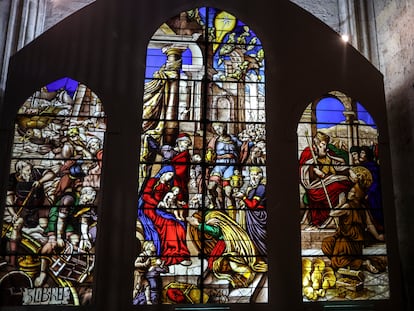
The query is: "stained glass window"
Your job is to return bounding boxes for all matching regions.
[298,91,389,302]
[0,77,106,306]
[135,7,268,305]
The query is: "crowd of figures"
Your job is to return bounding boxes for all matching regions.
[1,85,105,305]
[1,82,388,305]
[134,122,268,304]
[300,131,384,233]
[299,131,387,301]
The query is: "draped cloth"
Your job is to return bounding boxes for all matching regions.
[189,211,268,288]
[142,61,180,131]
[137,166,190,266]
[321,199,366,270]
[140,61,181,178]
[299,146,352,226]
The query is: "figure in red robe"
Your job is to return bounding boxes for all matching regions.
[137,165,191,266]
[299,132,352,227]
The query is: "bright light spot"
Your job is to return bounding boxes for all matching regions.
[341,34,350,42]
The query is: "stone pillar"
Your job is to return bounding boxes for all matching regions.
[337,0,358,46]
[343,110,356,163]
[356,0,380,67]
[0,0,46,103]
[162,45,186,145]
[337,0,380,67]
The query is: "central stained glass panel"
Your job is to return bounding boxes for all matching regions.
[135,7,268,305]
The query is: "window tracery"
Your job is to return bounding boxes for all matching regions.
[298,91,389,302]
[0,77,106,306]
[135,7,268,305]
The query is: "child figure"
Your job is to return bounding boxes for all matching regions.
[133,241,168,304]
[157,186,185,221]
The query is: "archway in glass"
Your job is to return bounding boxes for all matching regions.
[297,91,388,302]
[0,77,106,306]
[135,7,268,305]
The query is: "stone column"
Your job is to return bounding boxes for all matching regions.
[343,110,356,163]
[355,0,380,67]
[162,45,186,145]
[337,0,357,46]
[0,0,46,103]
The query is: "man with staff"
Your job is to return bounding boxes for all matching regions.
[299,131,352,228]
[3,160,55,266]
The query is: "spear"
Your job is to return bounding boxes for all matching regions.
[2,186,37,238]
[304,130,338,228]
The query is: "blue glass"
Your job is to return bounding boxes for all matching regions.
[316,97,346,128]
[46,77,79,97]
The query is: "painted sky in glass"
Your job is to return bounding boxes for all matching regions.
[0,77,106,306]
[298,91,388,302]
[136,7,268,305]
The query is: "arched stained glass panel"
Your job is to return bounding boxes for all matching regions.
[0,77,106,306]
[298,91,389,302]
[135,7,268,305]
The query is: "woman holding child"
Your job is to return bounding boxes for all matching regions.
[137,165,191,266]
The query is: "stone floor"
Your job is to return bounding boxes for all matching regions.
[160,256,267,304]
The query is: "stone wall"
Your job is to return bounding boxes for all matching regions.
[291,0,340,32]
[0,0,47,99]
[0,0,412,309]
[44,0,93,31]
[374,1,414,309]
